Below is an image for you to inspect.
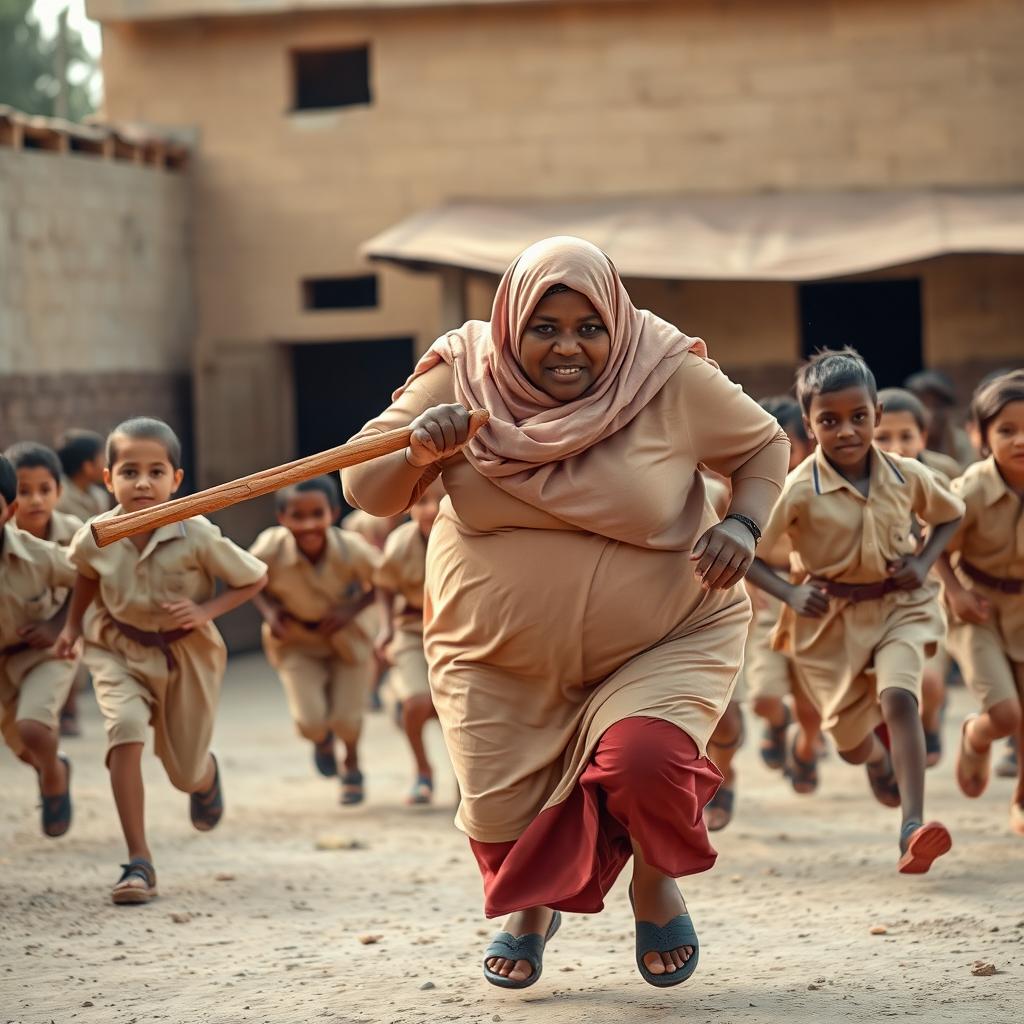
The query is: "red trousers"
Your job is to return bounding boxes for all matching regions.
[470,716,722,918]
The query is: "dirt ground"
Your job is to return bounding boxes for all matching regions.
[2,653,1022,1024]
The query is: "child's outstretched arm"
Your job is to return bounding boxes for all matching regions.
[746,558,830,618]
[53,573,100,658]
[161,574,268,631]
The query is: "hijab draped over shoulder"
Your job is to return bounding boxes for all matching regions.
[395,237,707,490]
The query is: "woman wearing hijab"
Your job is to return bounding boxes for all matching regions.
[343,237,789,990]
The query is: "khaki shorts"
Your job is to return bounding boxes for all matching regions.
[386,629,430,702]
[736,596,793,703]
[948,621,1023,711]
[0,650,77,755]
[271,644,375,744]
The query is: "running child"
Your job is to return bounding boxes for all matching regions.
[374,480,442,806]
[747,349,964,873]
[250,477,379,806]
[875,387,957,765]
[54,417,267,904]
[742,397,823,798]
[0,454,77,837]
[55,429,111,521]
[936,370,1024,834]
[6,442,86,735]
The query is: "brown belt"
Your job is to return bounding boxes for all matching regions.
[960,559,1023,596]
[111,618,193,670]
[0,641,30,658]
[810,577,900,604]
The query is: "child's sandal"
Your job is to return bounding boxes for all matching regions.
[340,769,365,806]
[897,820,952,874]
[406,774,433,806]
[190,753,224,832]
[924,729,942,767]
[955,715,989,798]
[703,787,734,832]
[313,733,338,778]
[112,858,158,905]
[783,723,819,795]
[759,706,792,771]
[866,753,901,809]
[40,754,73,838]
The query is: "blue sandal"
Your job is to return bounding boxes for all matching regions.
[313,733,338,778]
[482,910,561,990]
[111,857,158,905]
[630,886,699,987]
[40,754,72,838]
[340,769,365,806]
[406,774,433,806]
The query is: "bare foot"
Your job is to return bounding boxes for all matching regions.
[484,906,555,983]
[631,874,694,976]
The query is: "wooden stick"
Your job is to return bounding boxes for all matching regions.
[91,410,489,547]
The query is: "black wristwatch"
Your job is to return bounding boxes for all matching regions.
[725,513,762,545]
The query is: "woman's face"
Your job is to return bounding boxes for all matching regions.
[519,288,611,401]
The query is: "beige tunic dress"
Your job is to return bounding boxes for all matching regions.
[69,509,267,790]
[345,353,788,843]
[0,524,78,755]
[760,446,965,750]
[249,525,378,743]
[945,457,1024,709]
[374,520,430,701]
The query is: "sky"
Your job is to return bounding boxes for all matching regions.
[32,0,103,57]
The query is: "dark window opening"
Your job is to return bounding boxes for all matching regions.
[292,47,371,111]
[799,279,923,389]
[303,275,378,311]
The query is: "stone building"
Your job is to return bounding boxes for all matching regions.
[79,0,1024,543]
[0,107,194,470]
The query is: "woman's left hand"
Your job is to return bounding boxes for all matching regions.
[691,519,756,591]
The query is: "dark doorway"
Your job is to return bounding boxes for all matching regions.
[798,279,923,388]
[292,338,415,505]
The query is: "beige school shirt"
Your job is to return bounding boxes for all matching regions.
[946,457,1024,662]
[57,481,110,522]
[761,445,965,651]
[374,520,427,634]
[249,525,379,663]
[0,523,76,654]
[69,508,267,634]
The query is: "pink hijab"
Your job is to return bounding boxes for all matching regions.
[395,236,707,479]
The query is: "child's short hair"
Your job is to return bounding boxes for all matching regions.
[758,395,808,441]
[796,347,878,415]
[4,441,63,484]
[971,369,1024,455]
[107,418,182,470]
[275,476,340,512]
[878,388,930,433]
[904,369,957,408]
[0,455,16,505]
[56,429,105,477]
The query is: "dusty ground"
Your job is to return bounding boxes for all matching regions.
[2,653,1022,1024]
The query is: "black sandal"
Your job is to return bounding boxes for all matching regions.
[112,858,158,905]
[924,729,942,767]
[340,769,365,806]
[190,753,224,832]
[703,786,734,832]
[40,754,72,838]
[759,705,792,771]
[783,723,819,795]
[313,733,337,778]
[482,910,561,990]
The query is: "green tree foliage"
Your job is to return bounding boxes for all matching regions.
[0,0,97,121]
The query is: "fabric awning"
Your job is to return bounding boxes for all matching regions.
[361,189,1024,282]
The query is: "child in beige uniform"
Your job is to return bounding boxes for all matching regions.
[374,481,441,805]
[937,371,1024,834]
[55,418,267,905]
[0,455,77,837]
[875,387,959,766]
[250,477,378,805]
[7,442,86,736]
[748,350,964,874]
[55,429,111,522]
